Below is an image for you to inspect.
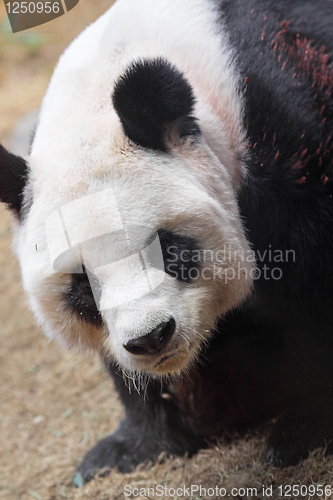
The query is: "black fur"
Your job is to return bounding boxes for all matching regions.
[222,0,333,465]
[77,0,333,480]
[64,269,103,328]
[0,145,28,217]
[157,229,201,283]
[78,360,206,480]
[112,58,200,152]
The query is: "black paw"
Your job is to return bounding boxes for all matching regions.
[76,423,165,482]
[266,403,333,467]
[265,443,303,467]
[78,436,138,481]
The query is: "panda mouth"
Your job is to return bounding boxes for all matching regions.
[152,342,194,373]
[154,352,177,367]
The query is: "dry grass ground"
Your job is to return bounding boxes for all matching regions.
[0,2,333,499]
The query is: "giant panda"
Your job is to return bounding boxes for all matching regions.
[1,0,333,481]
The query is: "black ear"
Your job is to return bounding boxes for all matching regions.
[112,58,200,152]
[0,144,28,217]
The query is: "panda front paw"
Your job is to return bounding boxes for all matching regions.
[76,422,165,482]
[77,435,143,481]
[266,402,333,467]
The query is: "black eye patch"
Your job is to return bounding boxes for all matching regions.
[64,268,103,327]
[157,229,201,283]
[62,229,200,322]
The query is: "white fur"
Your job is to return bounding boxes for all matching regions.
[14,0,254,377]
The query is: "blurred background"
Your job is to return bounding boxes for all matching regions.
[0,2,332,499]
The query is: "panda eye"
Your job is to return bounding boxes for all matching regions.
[64,267,103,327]
[156,229,201,283]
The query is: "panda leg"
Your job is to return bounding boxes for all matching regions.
[77,361,206,481]
[266,394,333,466]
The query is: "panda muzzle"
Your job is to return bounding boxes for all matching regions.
[123,318,176,356]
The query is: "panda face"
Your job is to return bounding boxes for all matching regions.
[16,130,253,377]
[8,16,254,377]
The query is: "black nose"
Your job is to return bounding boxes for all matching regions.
[123,318,176,355]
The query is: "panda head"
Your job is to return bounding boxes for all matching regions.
[0,58,254,379]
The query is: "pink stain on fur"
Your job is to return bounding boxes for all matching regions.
[272,20,333,92]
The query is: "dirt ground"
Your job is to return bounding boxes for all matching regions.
[1,2,333,499]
